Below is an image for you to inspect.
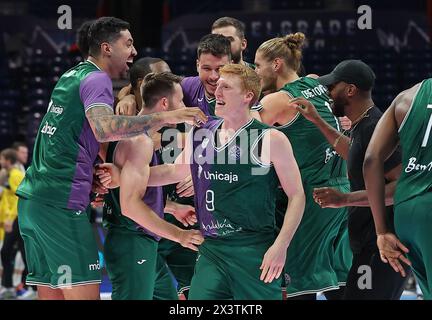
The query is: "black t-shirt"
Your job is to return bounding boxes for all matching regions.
[347,107,401,253]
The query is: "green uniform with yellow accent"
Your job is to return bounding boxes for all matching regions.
[393,79,432,299]
[276,77,352,297]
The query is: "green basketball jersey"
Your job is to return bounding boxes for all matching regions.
[190,117,279,241]
[277,77,348,186]
[394,79,432,206]
[17,60,114,211]
[206,96,216,117]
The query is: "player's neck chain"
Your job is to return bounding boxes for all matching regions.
[350,105,374,131]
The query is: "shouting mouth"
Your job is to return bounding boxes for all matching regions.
[216,100,225,107]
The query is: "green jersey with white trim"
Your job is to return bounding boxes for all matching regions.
[277,77,348,186]
[190,117,279,241]
[394,79,432,206]
[17,61,114,211]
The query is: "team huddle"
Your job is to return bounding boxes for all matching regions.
[15,16,432,300]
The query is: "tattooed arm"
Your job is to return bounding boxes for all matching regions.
[86,105,163,142]
[80,72,207,143]
[86,106,207,143]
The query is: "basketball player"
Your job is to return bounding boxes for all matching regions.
[76,20,94,60]
[253,32,352,299]
[115,58,199,298]
[363,79,432,299]
[116,57,171,116]
[101,72,203,300]
[100,64,305,299]
[181,34,232,117]
[16,17,207,300]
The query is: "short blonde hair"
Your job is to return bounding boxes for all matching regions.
[257,32,306,73]
[219,64,261,107]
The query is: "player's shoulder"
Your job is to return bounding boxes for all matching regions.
[261,90,291,107]
[119,134,152,155]
[131,134,153,150]
[260,129,291,161]
[115,134,154,166]
[67,60,105,81]
[181,76,201,90]
[78,70,112,98]
[391,81,423,118]
[81,70,110,84]
[261,128,288,146]
[268,127,287,140]
[396,81,423,103]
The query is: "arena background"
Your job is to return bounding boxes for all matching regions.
[0,0,431,300]
[1,0,431,151]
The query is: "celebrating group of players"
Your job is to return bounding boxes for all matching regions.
[14,15,432,300]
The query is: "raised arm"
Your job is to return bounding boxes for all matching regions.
[116,136,203,250]
[80,71,207,143]
[96,127,193,188]
[86,106,207,143]
[290,97,349,160]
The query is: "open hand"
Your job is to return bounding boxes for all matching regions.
[289,97,321,124]
[377,233,411,277]
[260,243,286,283]
[165,107,208,127]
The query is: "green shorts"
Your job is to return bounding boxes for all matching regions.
[189,235,282,300]
[104,227,178,300]
[158,234,198,295]
[18,197,101,288]
[281,180,352,297]
[395,193,432,300]
[332,216,352,286]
